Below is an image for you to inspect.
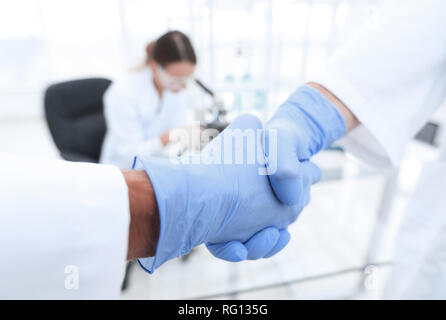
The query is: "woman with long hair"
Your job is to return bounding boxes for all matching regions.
[100,30,197,168]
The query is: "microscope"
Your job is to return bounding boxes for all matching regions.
[164,78,230,159]
[194,78,229,133]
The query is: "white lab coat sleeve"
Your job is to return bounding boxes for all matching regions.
[0,154,129,299]
[314,0,446,168]
[171,92,195,129]
[101,85,163,169]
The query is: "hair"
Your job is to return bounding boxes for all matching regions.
[146,30,197,67]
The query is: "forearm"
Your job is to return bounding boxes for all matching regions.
[122,170,160,260]
[307,82,360,133]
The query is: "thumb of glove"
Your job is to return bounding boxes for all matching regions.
[264,128,322,206]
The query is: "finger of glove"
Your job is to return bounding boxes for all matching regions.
[281,161,320,209]
[298,161,322,185]
[264,129,307,206]
[263,127,299,178]
[245,227,280,260]
[264,229,291,258]
[297,161,320,208]
[206,241,248,262]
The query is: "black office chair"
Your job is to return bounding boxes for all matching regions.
[44,78,112,163]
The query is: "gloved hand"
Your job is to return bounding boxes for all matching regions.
[210,86,347,262]
[265,85,346,206]
[206,227,291,262]
[134,114,321,273]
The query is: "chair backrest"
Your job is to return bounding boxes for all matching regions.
[44,78,112,163]
[414,121,439,146]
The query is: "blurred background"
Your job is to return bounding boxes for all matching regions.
[0,0,380,121]
[1,0,445,299]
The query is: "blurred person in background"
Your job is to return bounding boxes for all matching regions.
[100,30,197,168]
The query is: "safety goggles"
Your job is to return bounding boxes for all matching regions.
[157,64,194,90]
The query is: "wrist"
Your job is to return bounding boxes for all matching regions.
[132,156,196,272]
[133,154,235,273]
[275,84,347,156]
[307,82,359,132]
[123,170,160,260]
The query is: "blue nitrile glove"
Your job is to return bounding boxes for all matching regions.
[134,114,322,273]
[265,85,346,206]
[206,227,292,261]
[210,85,346,261]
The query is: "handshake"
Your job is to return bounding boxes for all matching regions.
[135,85,346,273]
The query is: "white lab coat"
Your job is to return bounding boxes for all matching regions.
[100,67,193,169]
[0,154,129,299]
[314,0,446,298]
